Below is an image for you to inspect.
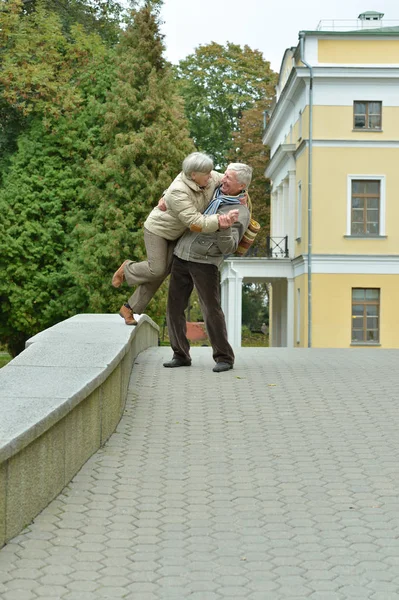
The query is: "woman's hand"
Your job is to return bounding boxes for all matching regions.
[157,197,167,211]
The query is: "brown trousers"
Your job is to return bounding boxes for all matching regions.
[124,229,176,313]
[167,256,234,365]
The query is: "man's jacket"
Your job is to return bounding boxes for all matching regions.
[144,171,222,241]
[174,203,250,267]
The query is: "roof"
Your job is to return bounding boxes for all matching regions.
[358,11,384,17]
[301,25,399,37]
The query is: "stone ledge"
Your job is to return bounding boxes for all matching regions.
[0,313,159,546]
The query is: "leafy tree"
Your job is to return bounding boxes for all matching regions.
[0,1,106,118]
[229,99,275,246]
[0,0,124,179]
[70,1,194,321]
[17,0,125,44]
[0,0,28,177]
[0,0,109,187]
[242,283,269,330]
[176,42,276,167]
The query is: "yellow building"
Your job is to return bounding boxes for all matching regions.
[220,11,399,348]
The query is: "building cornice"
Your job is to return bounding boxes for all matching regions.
[293,254,399,277]
[220,257,293,283]
[290,140,399,152]
[221,254,399,283]
[297,66,399,78]
[263,69,302,145]
[265,144,296,179]
[313,140,399,148]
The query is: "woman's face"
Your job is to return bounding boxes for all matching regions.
[191,171,212,187]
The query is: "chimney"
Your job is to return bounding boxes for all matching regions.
[358,11,384,28]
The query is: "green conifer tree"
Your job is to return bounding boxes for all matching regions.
[0,44,115,356]
[0,120,83,355]
[71,1,194,318]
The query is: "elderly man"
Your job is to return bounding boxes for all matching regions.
[163,163,252,373]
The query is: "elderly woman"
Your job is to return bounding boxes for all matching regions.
[112,152,239,325]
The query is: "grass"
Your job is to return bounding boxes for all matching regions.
[0,352,12,368]
[160,329,269,348]
[242,331,269,347]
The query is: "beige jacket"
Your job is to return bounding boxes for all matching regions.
[144,171,222,241]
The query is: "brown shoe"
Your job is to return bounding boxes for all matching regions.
[112,260,129,288]
[119,304,137,326]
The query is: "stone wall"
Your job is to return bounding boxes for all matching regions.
[0,314,159,547]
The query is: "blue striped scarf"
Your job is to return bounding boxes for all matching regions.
[203,185,246,215]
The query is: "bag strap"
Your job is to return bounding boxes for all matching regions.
[246,193,253,219]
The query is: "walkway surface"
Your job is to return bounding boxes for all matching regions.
[1,346,399,600]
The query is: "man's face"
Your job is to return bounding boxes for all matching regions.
[221,170,244,196]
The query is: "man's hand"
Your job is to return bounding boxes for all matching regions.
[157,196,167,212]
[240,192,248,206]
[218,209,239,229]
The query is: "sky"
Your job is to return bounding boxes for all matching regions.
[159,0,399,73]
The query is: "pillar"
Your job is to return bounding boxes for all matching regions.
[287,277,294,348]
[220,264,243,349]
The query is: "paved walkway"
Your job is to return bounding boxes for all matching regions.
[1,346,399,600]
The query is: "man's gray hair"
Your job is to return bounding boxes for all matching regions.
[182,152,214,176]
[226,163,253,188]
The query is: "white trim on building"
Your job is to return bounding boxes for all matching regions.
[293,254,399,276]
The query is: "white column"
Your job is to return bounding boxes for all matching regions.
[276,186,283,236]
[270,283,276,347]
[288,170,296,258]
[280,281,287,346]
[271,191,275,238]
[283,179,289,240]
[220,263,243,349]
[286,277,295,348]
[271,281,282,347]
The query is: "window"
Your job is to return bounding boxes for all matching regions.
[351,179,380,235]
[353,101,382,130]
[352,288,380,344]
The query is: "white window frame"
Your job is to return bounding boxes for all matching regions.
[296,181,302,240]
[346,175,386,236]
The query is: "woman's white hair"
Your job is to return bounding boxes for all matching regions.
[182,152,214,176]
[226,163,253,188]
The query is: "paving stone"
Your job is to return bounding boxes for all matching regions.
[2,591,38,600]
[2,347,399,598]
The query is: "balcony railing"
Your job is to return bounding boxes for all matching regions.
[241,236,289,258]
[267,235,289,258]
[316,18,399,31]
